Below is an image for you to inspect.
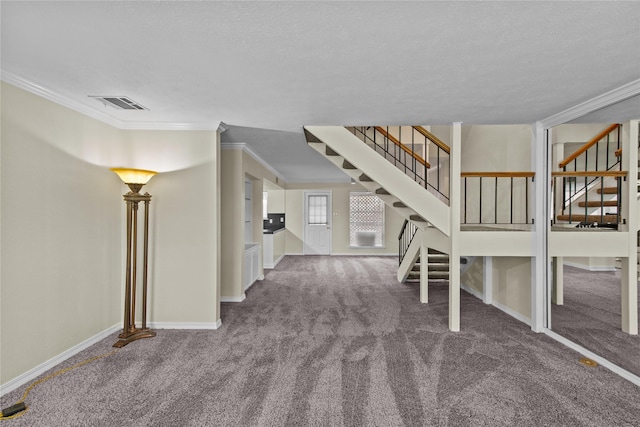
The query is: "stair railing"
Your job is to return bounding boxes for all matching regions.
[398,219,418,265]
[551,170,626,225]
[461,172,535,225]
[558,124,621,212]
[347,126,450,203]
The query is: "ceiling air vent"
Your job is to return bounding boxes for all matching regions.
[89,96,148,111]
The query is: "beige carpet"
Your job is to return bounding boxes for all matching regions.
[2,256,639,426]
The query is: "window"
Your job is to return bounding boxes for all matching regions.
[308,195,328,225]
[350,192,384,247]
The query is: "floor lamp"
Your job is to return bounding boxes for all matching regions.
[111,168,158,348]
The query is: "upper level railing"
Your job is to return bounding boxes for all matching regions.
[558,124,621,211]
[461,172,535,225]
[347,126,450,203]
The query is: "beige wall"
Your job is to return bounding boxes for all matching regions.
[124,129,219,325]
[492,257,531,320]
[284,182,403,255]
[1,82,220,385]
[1,83,122,384]
[220,149,281,298]
[221,149,243,298]
[461,257,483,294]
[266,189,286,213]
[461,256,532,322]
[564,256,616,271]
[461,125,532,224]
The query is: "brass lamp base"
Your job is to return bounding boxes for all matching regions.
[113,328,156,348]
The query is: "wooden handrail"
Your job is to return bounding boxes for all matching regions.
[461,172,535,178]
[374,126,431,168]
[412,126,451,154]
[558,123,620,168]
[552,170,627,177]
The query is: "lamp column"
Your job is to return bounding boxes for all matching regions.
[111,168,157,348]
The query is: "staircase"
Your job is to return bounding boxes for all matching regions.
[553,124,623,226]
[406,249,458,282]
[304,126,450,236]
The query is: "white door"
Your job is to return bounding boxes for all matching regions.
[304,191,332,255]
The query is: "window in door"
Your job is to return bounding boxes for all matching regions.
[349,192,385,248]
[308,195,328,224]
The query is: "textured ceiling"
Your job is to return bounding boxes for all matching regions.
[2,1,639,182]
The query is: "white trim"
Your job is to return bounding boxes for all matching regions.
[148,320,222,330]
[221,294,246,303]
[482,256,493,305]
[244,279,258,292]
[540,79,640,128]
[531,121,548,333]
[461,282,483,299]
[543,328,640,387]
[331,252,396,257]
[492,300,531,326]
[285,252,304,256]
[563,261,617,272]
[1,71,220,131]
[264,253,286,269]
[461,280,532,327]
[0,323,120,397]
[287,177,352,184]
[221,142,287,184]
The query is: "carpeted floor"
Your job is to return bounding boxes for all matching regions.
[551,264,640,377]
[2,256,639,426]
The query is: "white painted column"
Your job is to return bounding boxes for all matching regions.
[551,256,563,305]
[482,256,493,305]
[530,122,548,332]
[621,120,639,335]
[420,238,428,303]
[449,122,462,332]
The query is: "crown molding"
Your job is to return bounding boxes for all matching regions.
[220,142,287,184]
[1,70,219,131]
[540,79,640,128]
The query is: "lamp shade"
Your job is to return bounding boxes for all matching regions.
[111,168,157,185]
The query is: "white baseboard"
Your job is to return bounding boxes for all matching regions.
[221,293,246,303]
[273,253,285,267]
[331,253,397,256]
[563,261,616,272]
[148,320,222,330]
[544,328,640,388]
[285,252,304,256]
[492,300,531,326]
[461,283,483,299]
[0,323,121,397]
[461,281,530,326]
